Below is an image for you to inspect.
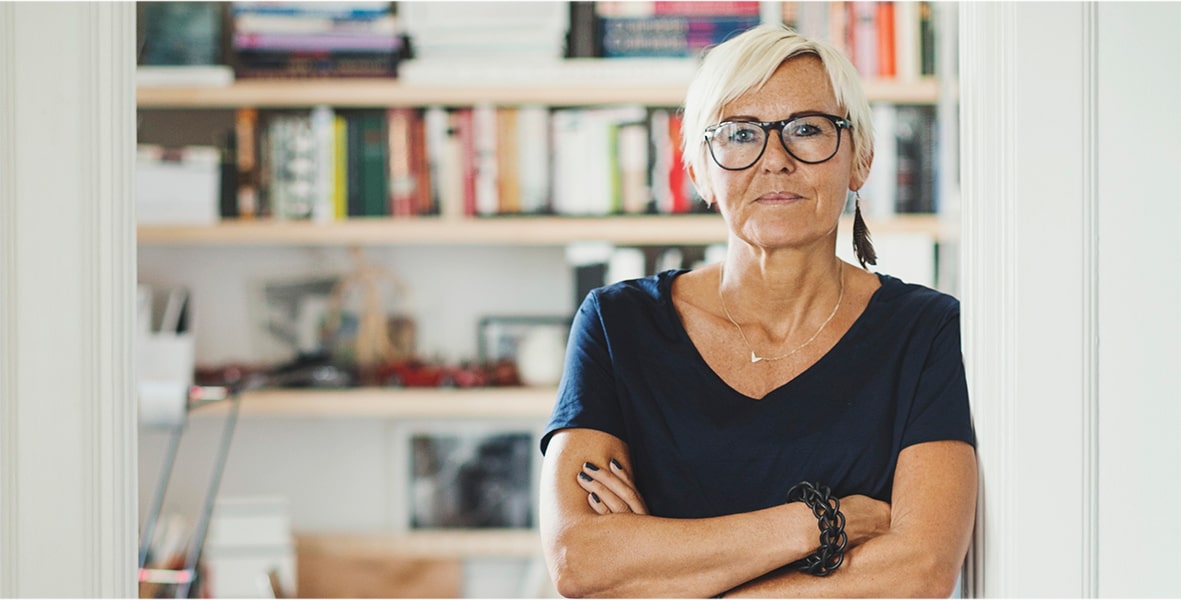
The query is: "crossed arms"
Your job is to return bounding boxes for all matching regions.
[539,428,977,598]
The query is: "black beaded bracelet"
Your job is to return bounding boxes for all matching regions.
[785,481,848,577]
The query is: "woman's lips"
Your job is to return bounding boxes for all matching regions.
[756,192,804,203]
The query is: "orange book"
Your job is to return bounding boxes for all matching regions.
[876,2,896,78]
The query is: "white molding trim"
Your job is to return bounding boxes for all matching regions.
[0,2,18,595]
[2,4,136,596]
[80,4,138,596]
[959,3,1019,597]
[1079,4,1099,596]
[962,3,1102,596]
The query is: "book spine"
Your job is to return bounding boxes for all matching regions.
[310,105,335,223]
[876,2,896,79]
[387,107,415,217]
[234,108,259,219]
[359,111,388,217]
[600,15,760,58]
[919,1,936,76]
[333,114,348,220]
[894,1,921,81]
[516,105,551,214]
[497,108,521,215]
[472,105,500,217]
[233,31,402,52]
[410,110,434,216]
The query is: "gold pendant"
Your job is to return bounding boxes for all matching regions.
[750,351,763,363]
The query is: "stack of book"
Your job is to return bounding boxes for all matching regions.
[399,1,569,63]
[230,2,403,78]
[136,2,234,87]
[595,1,762,59]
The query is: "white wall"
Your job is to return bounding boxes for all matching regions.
[961,3,1181,596]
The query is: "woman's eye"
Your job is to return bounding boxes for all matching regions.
[789,123,822,137]
[729,127,760,144]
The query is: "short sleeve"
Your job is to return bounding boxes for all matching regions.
[539,290,627,455]
[900,304,976,449]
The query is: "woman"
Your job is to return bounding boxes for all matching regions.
[539,25,976,598]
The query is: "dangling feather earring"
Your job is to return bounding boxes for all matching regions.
[852,191,877,268]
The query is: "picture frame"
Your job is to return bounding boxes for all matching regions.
[388,420,541,531]
[477,315,571,364]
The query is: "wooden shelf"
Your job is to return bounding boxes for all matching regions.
[190,386,558,419]
[136,76,940,108]
[296,529,542,559]
[138,213,947,246]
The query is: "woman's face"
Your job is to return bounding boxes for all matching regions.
[697,56,864,252]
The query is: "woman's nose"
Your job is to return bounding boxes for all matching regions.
[759,133,798,172]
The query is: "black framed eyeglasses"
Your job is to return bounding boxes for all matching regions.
[703,113,853,171]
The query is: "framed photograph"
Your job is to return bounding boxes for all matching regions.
[247,275,341,364]
[477,315,571,365]
[389,421,541,530]
[478,315,572,386]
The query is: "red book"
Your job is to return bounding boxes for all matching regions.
[667,113,689,214]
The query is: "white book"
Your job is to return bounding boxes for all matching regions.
[424,106,460,219]
[894,2,922,81]
[471,104,499,216]
[136,65,233,88]
[309,105,335,223]
[516,105,551,214]
[617,122,650,214]
[549,109,585,216]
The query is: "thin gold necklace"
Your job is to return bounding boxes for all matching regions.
[717,260,845,364]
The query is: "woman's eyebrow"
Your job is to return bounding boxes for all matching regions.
[717,109,828,123]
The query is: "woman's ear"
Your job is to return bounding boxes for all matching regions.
[687,164,712,207]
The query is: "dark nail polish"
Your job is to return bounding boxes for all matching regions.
[591,492,601,504]
[610,458,623,470]
[584,462,600,471]
[579,472,593,482]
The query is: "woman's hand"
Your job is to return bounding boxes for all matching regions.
[837,494,891,548]
[576,459,649,515]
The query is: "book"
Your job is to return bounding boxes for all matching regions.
[516,105,552,214]
[234,108,259,219]
[139,2,225,67]
[387,107,416,217]
[600,15,761,58]
[472,105,499,217]
[310,105,336,223]
[894,1,921,81]
[496,108,521,215]
[333,114,348,220]
[876,2,896,78]
[424,106,464,219]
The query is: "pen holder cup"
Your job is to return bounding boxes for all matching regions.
[137,332,195,429]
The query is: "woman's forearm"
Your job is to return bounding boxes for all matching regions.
[723,531,961,598]
[543,501,816,598]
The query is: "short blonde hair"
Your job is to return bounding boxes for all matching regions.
[682,25,873,200]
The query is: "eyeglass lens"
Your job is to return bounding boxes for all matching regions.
[708,116,842,169]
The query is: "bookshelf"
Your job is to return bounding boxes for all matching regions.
[137,75,941,108]
[190,386,557,419]
[135,4,959,592]
[137,213,946,246]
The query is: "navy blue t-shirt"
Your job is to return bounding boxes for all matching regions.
[541,269,975,519]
